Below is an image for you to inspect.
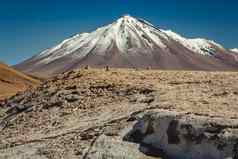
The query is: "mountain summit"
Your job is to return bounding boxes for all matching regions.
[15,15,238,76]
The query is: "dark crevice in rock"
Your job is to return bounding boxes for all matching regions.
[123,129,144,143]
[233,140,238,159]
[139,143,169,158]
[181,124,208,144]
[124,110,238,159]
[167,120,180,144]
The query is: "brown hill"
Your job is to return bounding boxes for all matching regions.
[0,63,40,100]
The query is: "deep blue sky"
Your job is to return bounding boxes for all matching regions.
[0,0,237,65]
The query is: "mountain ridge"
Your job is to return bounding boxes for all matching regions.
[15,15,238,77]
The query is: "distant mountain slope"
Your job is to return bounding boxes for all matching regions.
[15,15,238,77]
[230,49,238,62]
[0,62,40,100]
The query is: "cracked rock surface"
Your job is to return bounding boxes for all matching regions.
[0,68,238,159]
[124,110,238,159]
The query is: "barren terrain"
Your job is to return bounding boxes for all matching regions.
[0,63,40,100]
[0,68,238,159]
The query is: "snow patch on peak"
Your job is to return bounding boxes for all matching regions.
[163,30,223,56]
[231,48,238,53]
[121,14,133,18]
[38,33,88,56]
[117,15,136,23]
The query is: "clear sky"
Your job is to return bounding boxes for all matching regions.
[0,0,237,65]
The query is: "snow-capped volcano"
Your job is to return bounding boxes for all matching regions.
[32,15,224,63]
[34,15,171,64]
[15,15,238,76]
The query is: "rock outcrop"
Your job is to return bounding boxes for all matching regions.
[125,110,238,159]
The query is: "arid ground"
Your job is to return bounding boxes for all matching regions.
[0,68,238,159]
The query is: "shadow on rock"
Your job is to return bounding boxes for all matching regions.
[123,110,238,159]
[123,118,170,159]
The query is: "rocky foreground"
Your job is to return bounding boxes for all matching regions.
[0,68,238,159]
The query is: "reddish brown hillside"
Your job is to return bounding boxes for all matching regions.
[0,63,40,100]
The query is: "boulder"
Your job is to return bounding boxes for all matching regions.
[86,135,158,159]
[124,110,238,159]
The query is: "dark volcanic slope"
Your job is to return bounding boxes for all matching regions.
[15,16,238,77]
